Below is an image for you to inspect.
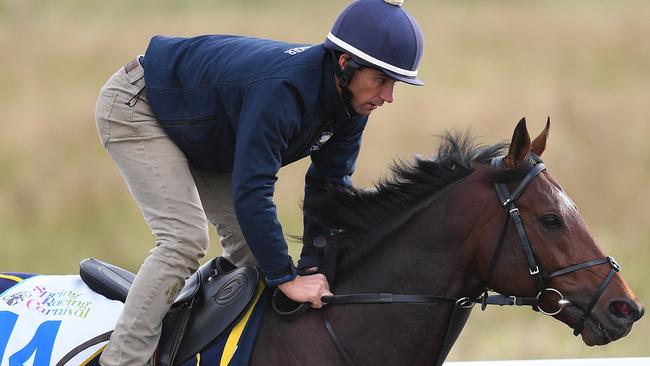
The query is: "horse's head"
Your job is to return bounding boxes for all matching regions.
[479,118,644,346]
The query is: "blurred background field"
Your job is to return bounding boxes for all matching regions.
[0,0,648,361]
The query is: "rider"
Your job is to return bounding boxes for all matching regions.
[94,0,424,364]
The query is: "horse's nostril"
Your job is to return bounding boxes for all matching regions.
[610,300,639,319]
[614,301,631,316]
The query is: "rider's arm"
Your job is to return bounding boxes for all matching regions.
[231,80,303,287]
[299,117,368,269]
[232,80,334,307]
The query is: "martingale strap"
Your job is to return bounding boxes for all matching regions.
[319,294,457,366]
[316,291,540,366]
[323,308,354,366]
[320,294,470,366]
[434,299,474,366]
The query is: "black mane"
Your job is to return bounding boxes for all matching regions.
[303,130,540,248]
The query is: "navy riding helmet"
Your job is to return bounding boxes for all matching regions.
[324,0,425,86]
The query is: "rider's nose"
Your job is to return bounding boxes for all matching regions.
[380,83,394,104]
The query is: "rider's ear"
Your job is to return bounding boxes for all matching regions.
[504,117,531,168]
[531,117,551,157]
[338,54,351,71]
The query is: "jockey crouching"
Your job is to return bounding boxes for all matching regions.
[94,0,424,364]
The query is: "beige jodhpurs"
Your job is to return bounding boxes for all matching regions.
[95,58,256,366]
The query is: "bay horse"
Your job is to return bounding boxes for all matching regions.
[0,119,644,365]
[249,118,644,365]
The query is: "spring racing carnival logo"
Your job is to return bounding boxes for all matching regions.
[0,275,125,365]
[2,285,92,319]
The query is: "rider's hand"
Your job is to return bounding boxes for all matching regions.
[277,273,333,308]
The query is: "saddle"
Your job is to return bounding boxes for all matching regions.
[79,257,260,365]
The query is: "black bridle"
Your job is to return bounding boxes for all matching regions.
[487,156,620,334]
[304,157,621,366]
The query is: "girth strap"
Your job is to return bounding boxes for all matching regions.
[55,330,112,366]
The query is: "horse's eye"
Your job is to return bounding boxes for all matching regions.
[540,214,563,230]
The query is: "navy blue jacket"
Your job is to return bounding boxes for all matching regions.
[143,35,368,286]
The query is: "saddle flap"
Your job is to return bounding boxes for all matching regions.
[174,258,261,364]
[174,269,201,305]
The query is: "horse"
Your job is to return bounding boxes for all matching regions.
[0,118,644,366]
[249,118,644,365]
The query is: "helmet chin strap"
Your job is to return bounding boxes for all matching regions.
[330,51,360,119]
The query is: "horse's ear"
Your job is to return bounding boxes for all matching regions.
[531,117,551,156]
[504,117,531,168]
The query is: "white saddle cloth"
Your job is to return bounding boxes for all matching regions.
[0,275,123,366]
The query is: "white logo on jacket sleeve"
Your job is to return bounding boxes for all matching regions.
[309,132,334,152]
[284,46,312,55]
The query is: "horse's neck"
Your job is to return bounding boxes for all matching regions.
[321,183,492,365]
[334,186,487,297]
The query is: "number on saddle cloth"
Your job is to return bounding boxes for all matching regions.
[79,257,261,365]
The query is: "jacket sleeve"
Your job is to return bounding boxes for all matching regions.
[232,80,303,286]
[299,116,368,269]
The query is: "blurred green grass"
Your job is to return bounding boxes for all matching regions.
[0,0,648,361]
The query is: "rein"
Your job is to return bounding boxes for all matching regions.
[287,157,622,366]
